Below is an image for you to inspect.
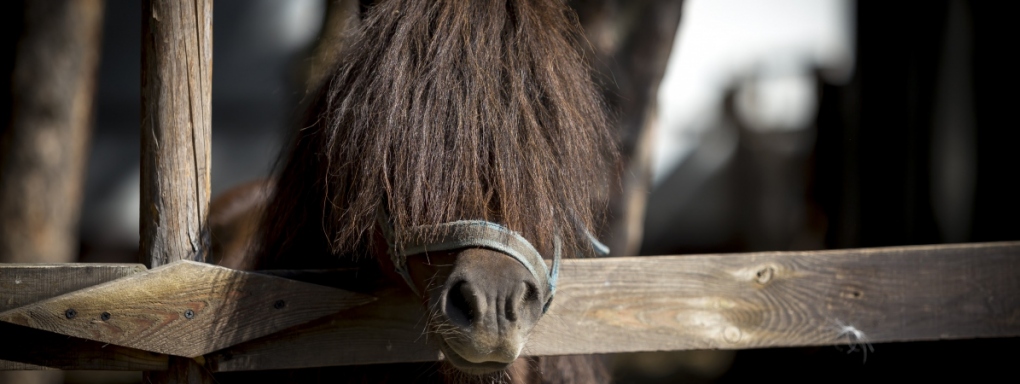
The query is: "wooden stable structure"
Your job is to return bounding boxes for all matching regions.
[2,0,1019,381]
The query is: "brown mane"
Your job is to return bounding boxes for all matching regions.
[255,0,617,269]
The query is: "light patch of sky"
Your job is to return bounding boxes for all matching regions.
[653,0,854,185]
[244,0,326,54]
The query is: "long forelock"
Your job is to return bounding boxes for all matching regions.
[262,0,617,264]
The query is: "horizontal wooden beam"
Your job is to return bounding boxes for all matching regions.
[3,242,1018,371]
[0,362,51,371]
[0,263,147,312]
[209,242,1020,372]
[0,261,374,358]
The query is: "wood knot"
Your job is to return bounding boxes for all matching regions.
[723,326,742,343]
[755,266,775,285]
[840,288,864,299]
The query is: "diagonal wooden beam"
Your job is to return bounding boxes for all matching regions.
[1,263,149,370]
[0,260,374,358]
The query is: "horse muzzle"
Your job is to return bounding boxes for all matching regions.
[428,248,546,374]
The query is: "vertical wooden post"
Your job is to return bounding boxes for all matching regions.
[140,0,212,267]
[573,0,684,256]
[141,0,213,382]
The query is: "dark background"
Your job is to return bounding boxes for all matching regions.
[630,1,1020,383]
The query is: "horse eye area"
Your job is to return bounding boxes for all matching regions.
[444,280,475,327]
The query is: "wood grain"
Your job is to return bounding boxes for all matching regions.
[141,1,213,381]
[0,362,51,371]
[529,242,1020,354]
[1,263,146,370]
[0,263,146,312]
[210,242,1020,371]
[140,0,213,268]
[0,261,374,358]
[2,242,1016,371]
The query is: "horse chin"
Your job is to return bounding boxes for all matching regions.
[437,338,514,376]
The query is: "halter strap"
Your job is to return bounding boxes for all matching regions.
[380,217,606,313]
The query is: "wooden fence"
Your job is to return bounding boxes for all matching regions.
[1,0,1019,381]
[2,242,1019,372]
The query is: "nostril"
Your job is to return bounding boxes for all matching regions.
[445,280,475,327]
[505,296,517,322]
[523,281,539,303]
[507,281,539,323]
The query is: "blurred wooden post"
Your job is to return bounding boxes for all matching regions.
[0,1,104,383]
[0,0,104,263]
[572,0,684,256]
[141,0,213,382]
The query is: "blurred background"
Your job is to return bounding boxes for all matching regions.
[2,0,1018,383]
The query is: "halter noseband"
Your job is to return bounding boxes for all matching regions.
[380,219,608,313]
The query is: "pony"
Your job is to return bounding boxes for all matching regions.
[213,0,617,382]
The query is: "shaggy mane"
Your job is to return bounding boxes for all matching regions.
[255,0,617,269]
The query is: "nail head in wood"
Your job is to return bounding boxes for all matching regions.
[755,266,774,285]
[0,261,375,358]
[101,312,111,321]
[64,309,76,319]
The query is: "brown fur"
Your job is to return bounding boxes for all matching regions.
[231,0,618,382]
[254,0,616,270]
[209,179,271,270]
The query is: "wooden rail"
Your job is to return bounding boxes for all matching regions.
[2,242,1018,371]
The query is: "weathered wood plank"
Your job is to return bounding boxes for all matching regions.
[0,264,147,312]
[209,242,1020,371]
[0,261,374,358]
[0,322,168,371]
[1,263,147,371]
[140,0,213,268]
[207,286,440,372]
[0,362,51,371]
[141,0,214,381]
[530,242,1020,354]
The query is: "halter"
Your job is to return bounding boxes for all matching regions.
[379,218,608,313]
